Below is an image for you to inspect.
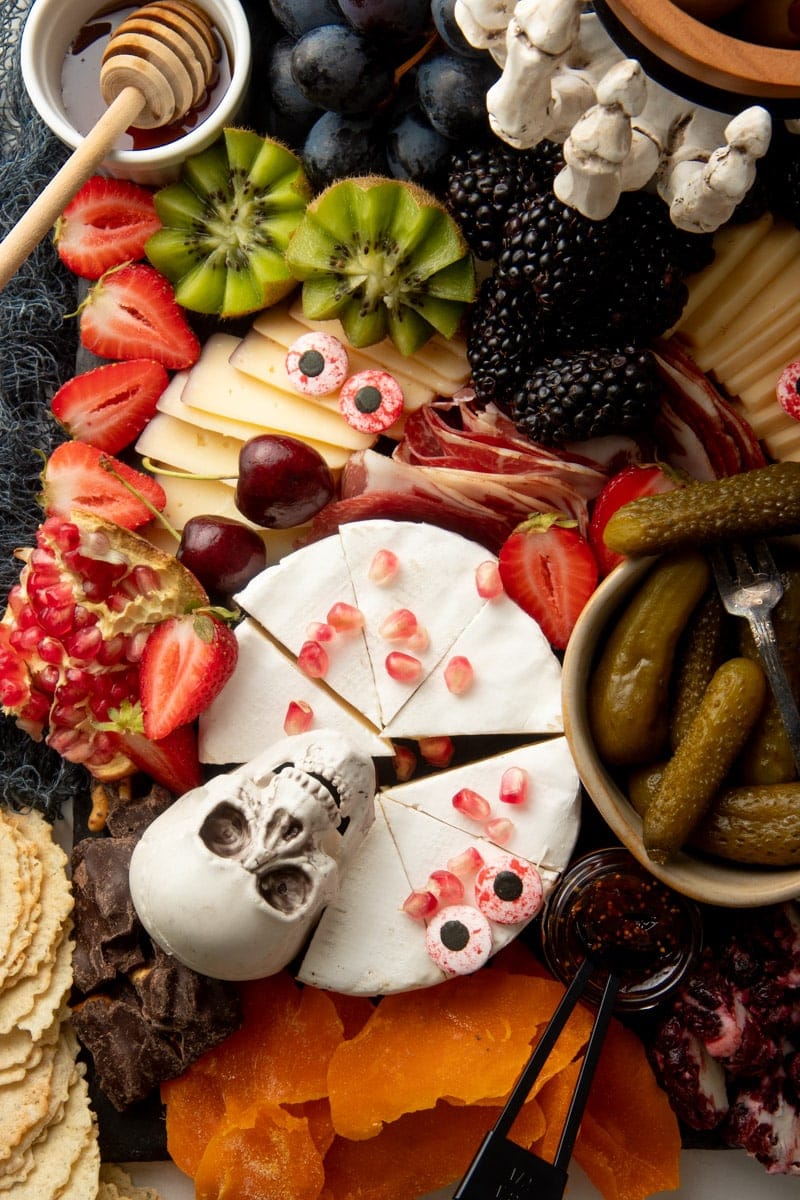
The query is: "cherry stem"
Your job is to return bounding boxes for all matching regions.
[140,456,237,484]
[99,455,181,542]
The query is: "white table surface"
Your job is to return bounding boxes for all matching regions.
[126,1148,799,1199]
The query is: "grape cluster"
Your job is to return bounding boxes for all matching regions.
[253,0,500,194]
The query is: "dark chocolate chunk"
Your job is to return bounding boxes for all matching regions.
[104,783,175,839]
[71,837,146,992]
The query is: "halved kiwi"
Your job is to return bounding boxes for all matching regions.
[284,176,476,356]
[145,128,312,318]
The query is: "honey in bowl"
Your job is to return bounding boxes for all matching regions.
[61,2,232,151]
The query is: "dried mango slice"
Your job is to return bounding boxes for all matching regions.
[162,1063,225,1177]
[327,971,592,1139]
[322,1097,546,1200]
[194,1102,325,1200]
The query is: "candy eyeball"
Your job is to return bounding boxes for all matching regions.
[339,369,404,432]
[475,856,543,925]
[425,904,493,975]
[286,332,350,396]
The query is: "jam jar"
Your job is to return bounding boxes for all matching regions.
[542,847,703,1011]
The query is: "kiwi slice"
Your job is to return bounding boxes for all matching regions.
[284,176,476,356]
[145,128,311,318]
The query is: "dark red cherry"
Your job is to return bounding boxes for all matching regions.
[234,434,335,529]
[177,515,267,600]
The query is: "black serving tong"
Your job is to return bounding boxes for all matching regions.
[453,954,620,1200]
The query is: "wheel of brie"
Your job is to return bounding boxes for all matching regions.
[190,520,581,994]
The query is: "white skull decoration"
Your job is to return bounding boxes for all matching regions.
[129,730,376,980]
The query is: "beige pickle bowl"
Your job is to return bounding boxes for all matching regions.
[562,554,800,908]
[20,0,252,186]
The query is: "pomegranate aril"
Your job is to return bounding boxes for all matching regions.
[65,626,103,661]
[368,548,399,585]
[284,699,314,735]
[37,605,75,637]
[11,625,47,654]
[447,846,485,876]
[307,621,335,643]
[50,518,80,551]
[444,655,473,694]
[428,869,464,906]
[19,690,49,724]
[392,743,417,782]
[499,766,528,806]
[418,735,454,767]
[36,665,61,694]
[385,651,422,683]
[406,625,429,653]
[131,564,160,594]
[327,602,364,633]
[402,889,438,920]
[452,787,491,821]
[486,816,515,844]
[476,560,503,599]
[379,608,418,641]
[97,634,126,666]
[298,640,329,678]
[126,630,150,662]
[38,636,64,665]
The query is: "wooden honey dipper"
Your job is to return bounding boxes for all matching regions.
[0,0,219,289]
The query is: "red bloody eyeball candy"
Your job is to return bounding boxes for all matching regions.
[475,856,543,925]
[425,904,493,975]
[286,332,349,396]
[339,370,404,433]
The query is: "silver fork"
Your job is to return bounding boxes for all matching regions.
[709,539,800,777]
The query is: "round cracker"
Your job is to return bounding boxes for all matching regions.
[2,811,72,988]
[0,1035,59,1161]
[2,1069,97,1200]
[0,1004,62,1081]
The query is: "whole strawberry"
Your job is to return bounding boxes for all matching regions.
[498,513,598,650]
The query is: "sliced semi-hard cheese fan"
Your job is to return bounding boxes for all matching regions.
[297,740,579,994]
[236,537,382,728]
[199,618,392,763]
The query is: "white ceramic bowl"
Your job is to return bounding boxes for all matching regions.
[20,0,252,185]
[562,555,800,908]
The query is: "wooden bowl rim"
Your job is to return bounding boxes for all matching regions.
[562,555,800,909]
[602,0,800,99]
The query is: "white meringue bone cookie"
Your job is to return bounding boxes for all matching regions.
[129,730,376,981]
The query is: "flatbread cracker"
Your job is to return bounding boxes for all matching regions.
[2,811,72,988]
[98,1165,162,1200]
[0,822,25,970]
[54,1119,100,1200]
[0,923,73,1039]
[0,1007,62,1082]
[0,832,42,987]
[1,1069,96,1200]
[0,1035,79,1190]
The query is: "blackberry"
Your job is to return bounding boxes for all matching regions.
[496,189,614,314]
[446,139,564,259]
[511,345,661,446]
[467,274,549,409]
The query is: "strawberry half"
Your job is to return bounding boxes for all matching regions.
[51,359,168,455]
[589,463,682,576]
[41,440,167,529]
[54,175,162,280]
[139,611,238,741]
[498,514,598,651]
[111,723,203,796]
[78,264,200,369]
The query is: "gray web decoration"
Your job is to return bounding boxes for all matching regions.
[0,0,86,814]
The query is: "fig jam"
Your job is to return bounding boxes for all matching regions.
[61,3,232,151]
[542,848,702,1011]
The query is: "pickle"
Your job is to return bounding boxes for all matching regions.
[588,551,711,766]
[628,766,800,867]
[603,462,800,557]
[669,590,727,751]
[737,563,800,785]
[643,656,767,864]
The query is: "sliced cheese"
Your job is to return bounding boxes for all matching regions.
[180,333,374,452]
[199,618,393,764]
[384,593,564,738]
[693,254,800,376]
[338,519,489,728]
[675,212,773,326]
[296,802,446,994]
[236,536,382,728]
[382,737,580,876]
[137,412,243,478]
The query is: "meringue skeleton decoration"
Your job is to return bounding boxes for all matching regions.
[455,0,773,231]
[129,730,376,981]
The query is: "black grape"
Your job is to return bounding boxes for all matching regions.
[303,112,390,190]
[431,0,485,57]
[268,0,345,37]
[417,52,500,141]
[292,25,395,114]
[387,107,454,195]
[259,38,323,150]
[337,0,430,41]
